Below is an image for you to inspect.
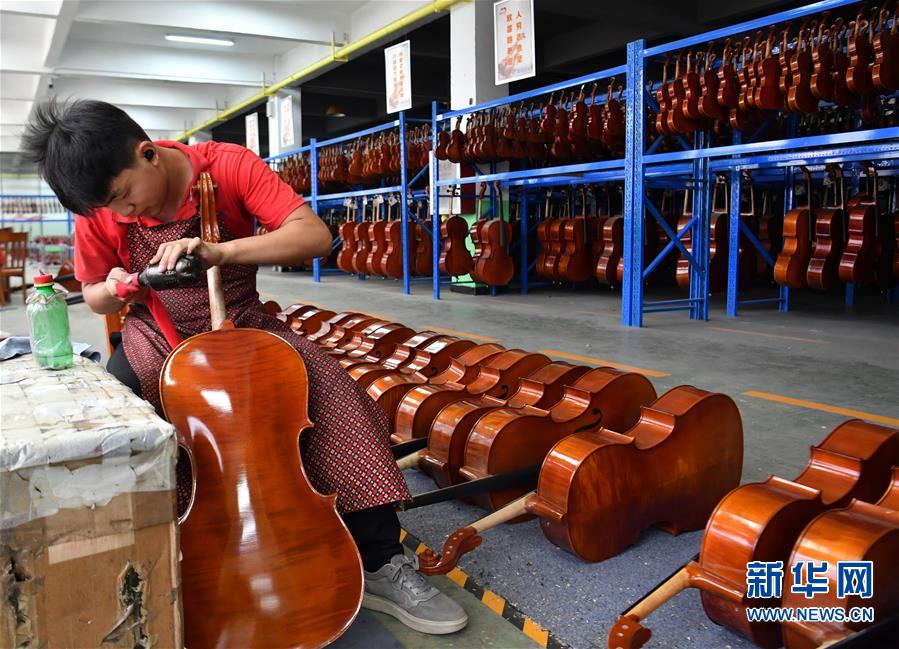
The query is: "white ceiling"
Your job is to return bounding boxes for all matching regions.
[0,0,433,159]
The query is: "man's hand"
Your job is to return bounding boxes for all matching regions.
[104,267,149,304]
[148,237,226,271]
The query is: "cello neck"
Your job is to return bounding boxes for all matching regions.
[197,171,229,331]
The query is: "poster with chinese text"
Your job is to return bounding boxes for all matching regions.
[494,0,535,85]
[279,95,294,150]
[245,112,260,155]
[385,40,412,113]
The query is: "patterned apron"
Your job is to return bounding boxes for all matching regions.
[120,213,411,514]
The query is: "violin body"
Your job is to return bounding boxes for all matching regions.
[775,206,811,288]
[393,350,550,444]
[781,493,899,648]
[381,220,405,279]
[337,221,357,273]
[595,215,624,286]
[421,362,590,489]
[163,329,363,648]
[351,222,372,274]
[369,343,505,433]
[838,194,877,286]
[366,220,388,276]
[696,420,899,648]
[351,337,475,389]
[558,217,593,283]
[787,44,817,113]
[413,223,432,276]
[872,9,899,92]
[439,215,475,276]
[531,386,742,562]
[458,368,657,512]
[472,218,515,286]
[807,205,845,290]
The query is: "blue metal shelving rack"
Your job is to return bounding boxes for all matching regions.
[264,111,431,294]
[262,0,898,324]
[622,0,899,326]
[429,64,628,299]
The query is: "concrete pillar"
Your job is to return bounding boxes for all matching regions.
[446,1,508,213]
[267,88,303,157]
[449,1,508,109]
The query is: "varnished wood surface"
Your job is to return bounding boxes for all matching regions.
[162,329,363,648]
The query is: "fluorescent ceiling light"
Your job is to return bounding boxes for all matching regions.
[166,34,235,47]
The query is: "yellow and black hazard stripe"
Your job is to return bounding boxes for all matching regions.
[400,528,569,649]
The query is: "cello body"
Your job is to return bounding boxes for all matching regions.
[162,172,362,648]
[775,205,812,288]
[530,386,743,562]
[163,330,363,648]
[696,420,899,648]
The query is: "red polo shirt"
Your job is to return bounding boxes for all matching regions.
[74,140,304,284]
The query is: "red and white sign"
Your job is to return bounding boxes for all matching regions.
[245,112,260,155]
[494,0,535,85]
[385,40,412,113]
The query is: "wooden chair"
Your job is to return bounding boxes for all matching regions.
[105,305,130,357]
[0,230,28,305]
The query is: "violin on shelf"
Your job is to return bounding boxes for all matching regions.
[438,185,474,277]
[754,27,785,111]
[716,39,740,111]
[446,116,465,164]
[412,200,433,276]
[846,11,875,97]
[472,182,515,287]
[839,164,879,287]
[365,196,388,276]
[787,22,819,113]
[698,48,727,121]
[539,92,557,144]
[656,55,675,137]
[810,17,835,101]
[558,187,594,283]
[595,189,624,287]
[755,189,783,282]
[872,5,899,93]
[807,164,846,291]
[337,201,358,274]
[775,167,813,289]
[380,195,406,280]
[667,54,699,134]
[435,125,450,161]
[351,199,373,275]
[542,190,567,280]
[603,83,626,151]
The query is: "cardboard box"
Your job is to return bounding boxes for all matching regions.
[1,356,182,648]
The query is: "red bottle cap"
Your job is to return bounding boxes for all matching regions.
[34,272,54,285]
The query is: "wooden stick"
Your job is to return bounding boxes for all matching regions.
[472,492,532,533]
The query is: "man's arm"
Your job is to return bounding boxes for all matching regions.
[149,203,333,271]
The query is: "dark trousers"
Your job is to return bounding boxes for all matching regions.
[108,342,402,571]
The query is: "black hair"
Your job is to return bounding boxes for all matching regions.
[21,99,150,215]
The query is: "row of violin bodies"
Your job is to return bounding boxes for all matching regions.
[611,418,899,649]
[273,125,433,195]
[268,301,744,579]
[435,79,626,167]
[649,4,898,139]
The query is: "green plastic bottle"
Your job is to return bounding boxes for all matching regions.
[26,271,74,370]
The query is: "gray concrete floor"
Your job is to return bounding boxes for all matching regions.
[2,265,897,649]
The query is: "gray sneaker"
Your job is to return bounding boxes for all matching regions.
[363,553,469,635]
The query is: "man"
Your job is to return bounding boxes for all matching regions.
[23,99,467,635]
